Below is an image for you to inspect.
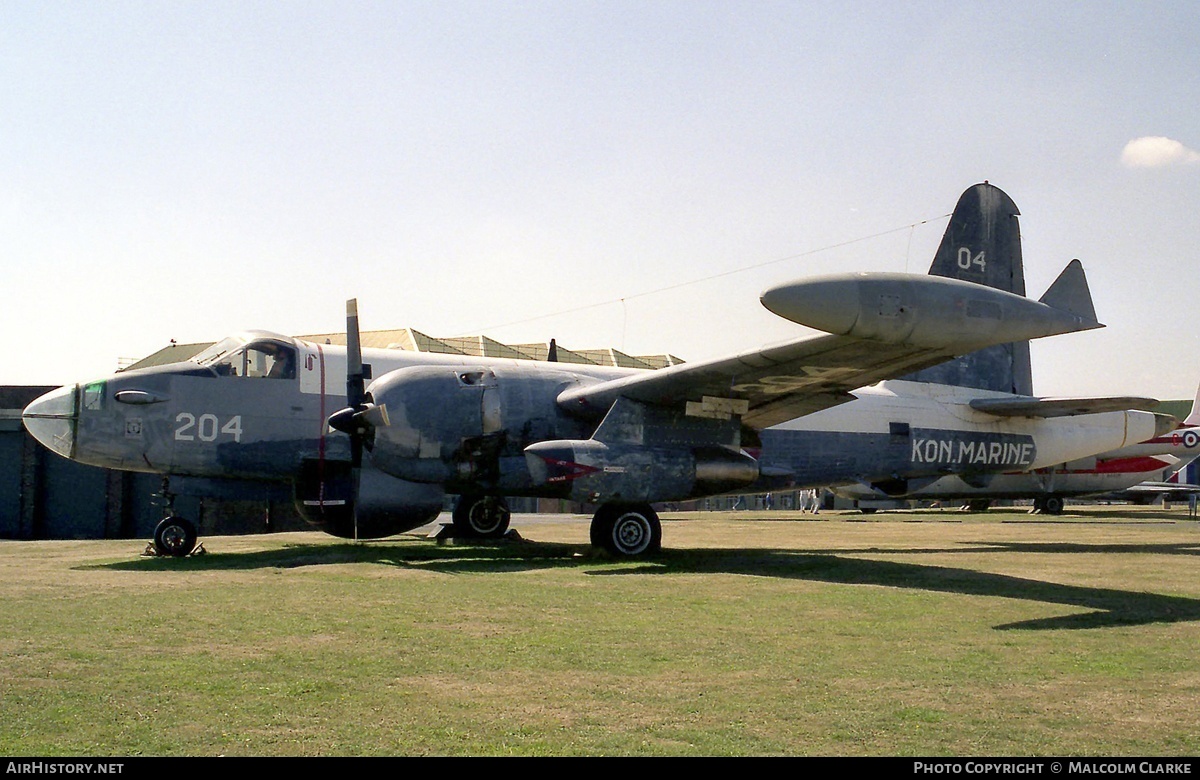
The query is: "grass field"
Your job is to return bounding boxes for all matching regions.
[2,505,1199,757]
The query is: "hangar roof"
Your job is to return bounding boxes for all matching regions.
[124,330,684,372]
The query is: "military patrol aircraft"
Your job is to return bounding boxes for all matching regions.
[758,183,1178,514]
[23,184,1163,558]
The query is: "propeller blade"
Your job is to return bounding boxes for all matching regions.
[345,298,367,542]
[348,446,361,543]
[346,298,364,410]
[321,298,378,543]
[362,403,390,429]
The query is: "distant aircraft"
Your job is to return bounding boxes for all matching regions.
[23,184,1162,558]
[1099,477,1200,507]
[837,387,1200,514]
[755,183,1178,511]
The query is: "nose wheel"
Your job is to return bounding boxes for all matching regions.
[153,516,198,557]
[149,478,199,557]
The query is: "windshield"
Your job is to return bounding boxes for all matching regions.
[191,337,245,367]
[208,339,296,379]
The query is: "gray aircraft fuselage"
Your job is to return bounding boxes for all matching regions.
[25,330,637,537]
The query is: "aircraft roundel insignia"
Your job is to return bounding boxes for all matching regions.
[1185,431,1199,449]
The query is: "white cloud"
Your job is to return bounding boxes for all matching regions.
[1120,136,1200,168]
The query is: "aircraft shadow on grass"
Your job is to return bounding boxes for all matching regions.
[96,536,1200,631]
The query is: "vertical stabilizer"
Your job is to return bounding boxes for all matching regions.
[1185,382,1200,427]
[901,182,1033,395]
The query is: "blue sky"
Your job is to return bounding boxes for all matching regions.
[4,2,1198,401]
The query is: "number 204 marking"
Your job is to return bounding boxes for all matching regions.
[175,413,243,443]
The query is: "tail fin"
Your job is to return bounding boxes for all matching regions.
[1185,382,1200,427]
[901,182,1033,394]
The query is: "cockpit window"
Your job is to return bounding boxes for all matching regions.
[191,337,244,367]
[211,341,296,379]
[258,342,296,379]
[82,381,105,411]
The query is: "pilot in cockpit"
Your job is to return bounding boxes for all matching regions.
[263,343,295,379]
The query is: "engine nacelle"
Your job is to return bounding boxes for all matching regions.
[524,439,760,503]
[366,364,593,489]
[292,459,446,539]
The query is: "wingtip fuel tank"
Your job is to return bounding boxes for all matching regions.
[759,267,1102,352]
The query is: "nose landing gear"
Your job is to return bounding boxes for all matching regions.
[147,478,201,557]
[152,516,199,557]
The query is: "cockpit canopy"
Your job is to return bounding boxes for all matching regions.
[191,332,297,380]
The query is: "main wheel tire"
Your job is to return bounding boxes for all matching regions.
[452,496,511,539]
[591,504,662,557]
[153,516,197,558]
[589,512,610,548]
[1043,496,1065,514]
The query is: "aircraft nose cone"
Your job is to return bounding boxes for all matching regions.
[22,384,78,459]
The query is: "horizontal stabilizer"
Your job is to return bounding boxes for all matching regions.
[1038,259,1099,327]
[1121,480,1200,495]
[968,395,1161,418]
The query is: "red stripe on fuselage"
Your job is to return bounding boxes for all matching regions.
[1005,456,1170,477]
[1093,456,1171,474]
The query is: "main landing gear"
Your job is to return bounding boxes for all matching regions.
[590,503,662,557]
[449,495,663,557]
[451,494,512,539]
[1031,495,1065,515]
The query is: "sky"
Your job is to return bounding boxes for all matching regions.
[3,1,1199,402]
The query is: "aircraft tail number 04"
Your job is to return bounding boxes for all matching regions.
[957,247,986,272]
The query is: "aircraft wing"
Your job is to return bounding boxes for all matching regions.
[558,264,1107,431]
[559,332,994,429]
[968,396,1161,418]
